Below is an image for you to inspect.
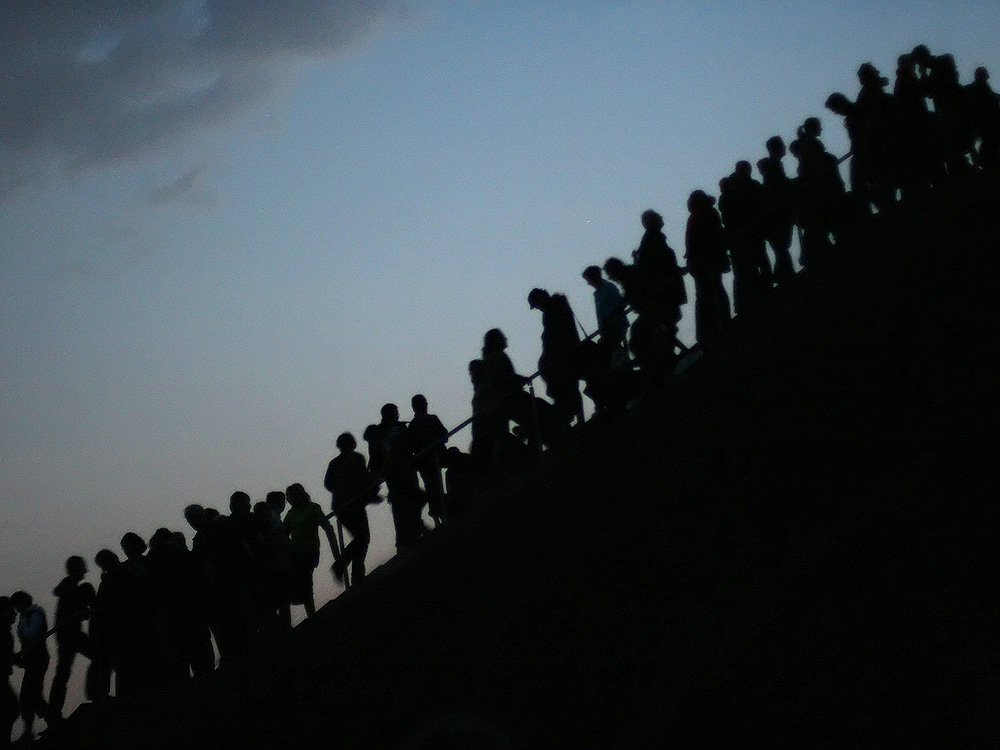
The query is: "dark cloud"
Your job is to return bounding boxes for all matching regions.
[145,162,219,207]
[0,0,401,197]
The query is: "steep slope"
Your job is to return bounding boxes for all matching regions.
[52,180,1000,748]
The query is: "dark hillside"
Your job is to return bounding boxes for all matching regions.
[53,180,1000,748]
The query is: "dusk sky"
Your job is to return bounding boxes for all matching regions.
[2,0,999,694]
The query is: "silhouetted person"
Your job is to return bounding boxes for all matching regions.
[892,52,936,197]
[47,555,95,719]
[757,136,796,284]
[87,549,123,700]
[325,432,374,582]
[633,209,686,366]
[582,265,628,365]
[370,404,426,550]
[580,265,632,413]
[853,62,897,211]
[408,395,449,524]
[790,117,845,267]
[685,189,731,347]
[719,161,771,316]
[442,447,476,515]
[10,591,51,741]
[283,483,339,617]
[1,597,18,750]
[927,52,975,176]
[966,67,1000,172]
[117,532,158,695]
[146,528,197,685]
[179,506,218,675]
[527,288,585,432]
[256,493,292,633]
[474,330,528,471]
[603,256,671,386]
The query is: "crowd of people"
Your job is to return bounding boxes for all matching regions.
[4,45,998,746]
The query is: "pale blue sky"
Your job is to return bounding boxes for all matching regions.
[2,1,998,676]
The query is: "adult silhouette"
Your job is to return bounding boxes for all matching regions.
[966,67,1000,172]
[408,395,449,525]
[582,265,628,363]
[475,329,529,471]
[48,556,96,719]
[10,591,51,741]
[790,117,846,267]
[757,136,796,284]
[325,432,374,582]
[283,483,339,617]
[685,189,731,347]
[371,404,426,550]
[527,288,585,432]
[633,210,686,358]
[719,161,771,316]
[1,597,16,750]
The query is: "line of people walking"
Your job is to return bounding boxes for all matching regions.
[5,44,997,747]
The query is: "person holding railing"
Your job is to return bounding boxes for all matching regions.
[527,288,585,434]
[325,432,374,582]
[370,405,426,551]
[408,395,449,526]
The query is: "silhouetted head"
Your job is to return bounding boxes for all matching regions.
[911,44,932,65]
[253,501,271,520]
[285,483,309,507]
[687,189,716,213]
[718,176,729,192]
[825,92,851,116]
[483,328,507,354]
[120,532,147,560]
[172,531,188,550]
[765,135,786,158]
[229,491,252,515]
[602,257,626,283]
[362,424,379,444]
[0,597,14,628]
[94,549,120,572]
[934,53,958,83]
[468,359,483,387]
[265,490,286,515]
[10,591,31,613]
[975,66,990,84]
[527,288,550,310]
[336,432,357,453]
[734,160,752,178]
[897,53,915,76]
[857,62,888,88]
[640,209,664,231]
[800,117,821,137]
[66,555,87,579]
[149,527,174,549]
[204,508,220,522]
[581,265,602,287]
[183,503,206,531]
[788,139,802,158]
[380,403,399,425]
[411,394,428,416]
